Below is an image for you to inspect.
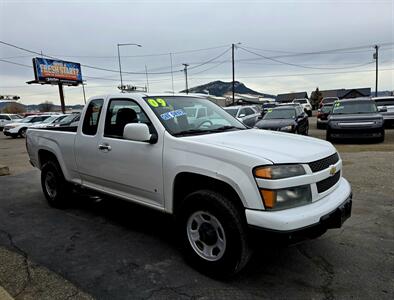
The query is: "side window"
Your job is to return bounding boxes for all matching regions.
[244,108,255,116]
[82,99,104,136]
[239,108,246,116]
[0,116,6,120]
[104,99,153,139]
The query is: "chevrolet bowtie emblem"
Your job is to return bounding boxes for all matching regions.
[329,165,337,176]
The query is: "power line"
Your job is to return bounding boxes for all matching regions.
[238,46,376,70]
[45,44,231,59]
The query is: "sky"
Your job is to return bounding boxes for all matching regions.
[0,0,393,105]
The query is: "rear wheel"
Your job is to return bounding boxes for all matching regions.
[179,190,251,278]
[19,128,27,138]
[41,160,70,208]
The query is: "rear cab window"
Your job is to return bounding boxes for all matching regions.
[82,99,104,135]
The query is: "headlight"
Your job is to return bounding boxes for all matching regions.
[260,185,312,210]
[254,164,305,179]
[280,125,293,131]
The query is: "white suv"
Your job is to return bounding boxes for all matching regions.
[293,98,312,116]
[3,115,52,138]
[0,114,22,130]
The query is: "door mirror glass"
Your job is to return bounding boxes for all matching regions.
[123,123,153,143]
[238,113,246,118]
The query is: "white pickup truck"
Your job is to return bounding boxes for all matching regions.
[27,93,352,276]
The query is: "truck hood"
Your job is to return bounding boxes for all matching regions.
[185,129,336,164]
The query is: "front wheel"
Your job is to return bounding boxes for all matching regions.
[326,129,333,142]
[41,160,70,208]
[179,190,251,278]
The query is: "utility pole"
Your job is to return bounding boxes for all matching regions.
[232,43,235,105]
[374,45,379,97]
[170,53,175,94]
[117,43,142,92]
[183,63,189,94]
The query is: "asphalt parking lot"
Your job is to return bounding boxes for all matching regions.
[0,117,393,299]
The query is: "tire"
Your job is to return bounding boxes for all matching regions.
[19,128,27,138]
[41,160,70,208]
[326,129,332,142]
[376,129,385,143]
[178,190,252,278]
[304,123,309,136]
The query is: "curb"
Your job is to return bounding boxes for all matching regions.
[0,286,14,300]
[0,164,10,176]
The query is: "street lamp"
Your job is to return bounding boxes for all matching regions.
[117,43,142,92]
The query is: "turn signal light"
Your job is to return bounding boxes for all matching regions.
[260,189,276,209]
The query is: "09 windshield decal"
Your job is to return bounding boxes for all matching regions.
[147,98,168,107]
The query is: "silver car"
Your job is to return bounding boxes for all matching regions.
[373,96,394,128]
[224,105,261,127]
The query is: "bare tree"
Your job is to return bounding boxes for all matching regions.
[2,102,26,114]
[38,101,54,112]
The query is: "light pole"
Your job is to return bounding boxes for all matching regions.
[117,43,142,92]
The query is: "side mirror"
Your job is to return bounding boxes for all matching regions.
[123,123,157,144]
[239,113,246,118]
[378,106,387,113]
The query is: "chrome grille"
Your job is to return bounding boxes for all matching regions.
[308,153,339,173]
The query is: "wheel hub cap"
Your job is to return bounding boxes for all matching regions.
[186,211,226,261]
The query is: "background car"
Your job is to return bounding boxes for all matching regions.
[254,105,309,135]
[319,97,339,109]
[223,105,260,127]
[30,114,70,129]
[326,98,384,142]
[316,103,333,129]
[3,115,52,138]
[55,113,81,127]
[0,114,22,130]
[372,96,394,128]
[292,98,312,116]
[261,102,277,117]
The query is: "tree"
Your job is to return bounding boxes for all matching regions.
[2,102,26,114]
[310,87,323,109]
[38,101,54,112]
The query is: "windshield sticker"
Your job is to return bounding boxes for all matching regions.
[147,98,168,107]
[267,109,273,113]
[160,109,186,120]
[334,106,344,110]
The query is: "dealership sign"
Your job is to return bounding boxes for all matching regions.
[33,57,82,84]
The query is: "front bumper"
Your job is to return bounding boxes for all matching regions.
[329,127,383,139]
[245,177,352,231]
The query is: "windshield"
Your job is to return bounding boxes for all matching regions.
[224,108,238,117]
[321,105,333,113]
[59,114,77,124]
[294,99,307,103]
[263,108,295,119]
[332,101,377,114]
[144,96,246,136]
[20,116,35,123]
[10,115,22,119]
[323,98,337,104]
[42,116,58,123]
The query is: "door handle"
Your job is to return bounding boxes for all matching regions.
[98,144,112,151]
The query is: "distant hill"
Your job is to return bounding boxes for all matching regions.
[182,80,276,98]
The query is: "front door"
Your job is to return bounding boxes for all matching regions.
[96,98,164,208]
